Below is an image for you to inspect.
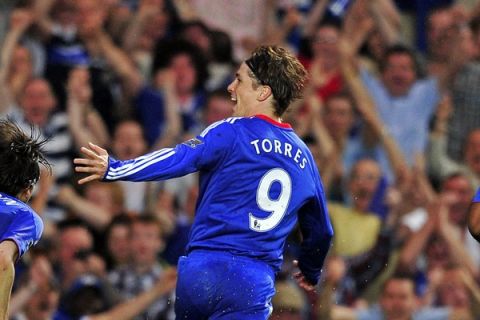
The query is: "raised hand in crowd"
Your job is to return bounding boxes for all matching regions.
[66,67,110,150]
[0,8,34,111]
[152,68,182,148]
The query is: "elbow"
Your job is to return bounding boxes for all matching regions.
[468,204,480,242]
[0,253,14,272]
[468,222,480,243]
[316,228,334,253]
[326,228,334,245]
[0,240,18,268]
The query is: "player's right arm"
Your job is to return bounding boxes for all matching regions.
[468,188,480,242]
[75,120,237,185]
[0,240,18,320]
[295,171,334,288]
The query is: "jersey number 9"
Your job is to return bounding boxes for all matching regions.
[249,168,292,232]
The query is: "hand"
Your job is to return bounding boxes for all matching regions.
[306,93,324,116]
[283,7,302,30]
[67,67,92,105]
[138,0,164,17]
[427,266,445,290]
[451,4,469,25]
[9,9,33,32]
[436,192,458,235]
[78,9,105,39]
[154,267,177,296]
[435,94,453,123]
[325,256,346,285]
[55,185,77,206]
[36,167,54,196]
[74,142,109,184]
[86,253,107,277]
[154,68,176,93]
[29,255,53,289]
[292,260,316,292]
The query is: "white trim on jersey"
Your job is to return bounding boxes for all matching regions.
[109,148,173,174]
[200,117,242,137]
[107,149,176,180]
[226,117,241,124]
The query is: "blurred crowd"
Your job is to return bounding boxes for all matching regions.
[2,0,480,319]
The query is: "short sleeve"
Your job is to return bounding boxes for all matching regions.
[1,209,43,259]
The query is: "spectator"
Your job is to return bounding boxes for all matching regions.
[104,215,132,271]
[53,221,95,290]
[271,279,306,320]
[1,78,73,221]
[108,214,174,320]
[111,119,152,214]
[435,266,479,319]
[121,0,179,79]
[9,254,58,320]
[54,268,176,320]
[346,41,440,179]
[33,0,138,131]
[399,173,479,289]
[0,8,35,110]
[55,181,125,232]
[423,5,480,161]
[300,21,344,103]
[428,95,480,188]
[327,159,383,257]
[132,39,208,146]
[201,89,234,128]
[333,273,467,320]
[206,29,236,92]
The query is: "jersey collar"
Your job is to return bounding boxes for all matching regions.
[254,114,292,129]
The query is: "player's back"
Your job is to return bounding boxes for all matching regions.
[187,115,329,271]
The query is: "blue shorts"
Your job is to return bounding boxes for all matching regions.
[175,250,276,319]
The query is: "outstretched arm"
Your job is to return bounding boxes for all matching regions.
[0,241,18,320]
[75,121,236,184]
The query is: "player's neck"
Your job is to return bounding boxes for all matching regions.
[251,106,280,123]
[255,113,282,123]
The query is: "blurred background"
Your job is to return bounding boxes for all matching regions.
[2,0,480,319]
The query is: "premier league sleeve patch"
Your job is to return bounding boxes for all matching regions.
[183,138,204,148]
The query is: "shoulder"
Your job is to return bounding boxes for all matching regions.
[13,205,43,239]
[0,193,32,213]
[199,117,243,138]
[413,76,438,92]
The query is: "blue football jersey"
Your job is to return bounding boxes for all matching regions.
[105,115,333,284]
[0,192,44,259]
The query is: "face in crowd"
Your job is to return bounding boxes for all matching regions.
[348,159,382,212]
[381,52,416,97]
[380,278,417,320]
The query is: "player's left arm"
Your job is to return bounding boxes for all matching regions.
[295,175,333,289]
[0,240,18,320]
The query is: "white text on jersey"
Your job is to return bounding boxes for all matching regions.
[250,139,307,169]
